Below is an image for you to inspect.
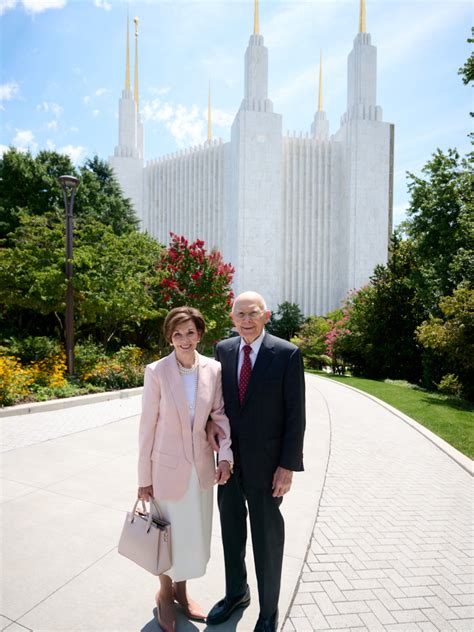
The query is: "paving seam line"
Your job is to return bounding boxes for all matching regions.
[313,375,473,476]
[280,380,334,632]
[12,545,118,626]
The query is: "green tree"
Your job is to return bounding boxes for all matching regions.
[267,301,305,341]
[337,237,428,382]
[0,149,137,242]
[291,315,331,370]
[405,148,474,306]
[0,213,164,346]
[416,287,474,399]
[156,233,234,349]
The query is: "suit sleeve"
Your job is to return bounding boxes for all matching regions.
[279,347,306,471]
[137,365,160,487]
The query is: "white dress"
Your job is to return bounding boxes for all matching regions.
[154,368,213,582]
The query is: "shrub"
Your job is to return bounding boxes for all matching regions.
[6,336,61,363]
[437,374,463,397]
[75,339,106,381]
[0,355,34,406]
[84,345,147,389]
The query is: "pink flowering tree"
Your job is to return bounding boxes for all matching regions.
[324,307,352,374]
[156,233,235,349]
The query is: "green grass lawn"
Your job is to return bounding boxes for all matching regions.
[307,371,474,460]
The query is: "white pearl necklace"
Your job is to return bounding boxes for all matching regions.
[176,351,199,374]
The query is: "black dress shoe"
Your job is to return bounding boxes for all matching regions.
[253,609,279,632]
[207,586,251,625]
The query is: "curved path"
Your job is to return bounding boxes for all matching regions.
[284,375,473,632]
[0,374,472,632]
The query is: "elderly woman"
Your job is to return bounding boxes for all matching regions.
[138,307,232,632]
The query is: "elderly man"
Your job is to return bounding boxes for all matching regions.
[207,291,306,632]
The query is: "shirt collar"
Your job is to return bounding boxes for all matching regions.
[239,329,265,355]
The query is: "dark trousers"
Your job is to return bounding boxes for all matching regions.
[217,471,284,618]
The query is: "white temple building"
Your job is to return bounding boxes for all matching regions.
[109,0,394,315]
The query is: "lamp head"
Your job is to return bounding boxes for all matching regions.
[59,175,79,192]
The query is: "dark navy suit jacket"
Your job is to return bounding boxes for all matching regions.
[215,332,305,489]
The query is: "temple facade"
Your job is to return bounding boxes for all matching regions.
[109,0,394,314]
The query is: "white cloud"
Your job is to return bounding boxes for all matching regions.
[0,0,17,15]
[167,104,205,147]
[94,88,107,97]
[36,101,63,117]
[94,0,111,10]
[142,98,174,122]
[22,0,66,13]
[0,81,20,101]
[204,107,233,129]
[92,109,100,117]
[83,95,91,105]
[46,120,58,130]
[150,86,171,97]
[46,139,56,150]
[13,129,38,152]
[0,144,10,157]
[59,144,85,163]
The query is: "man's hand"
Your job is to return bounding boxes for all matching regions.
[215,460,231,485]
[138,485,153,501]
[272,467,293,497]
[206,419,226,452]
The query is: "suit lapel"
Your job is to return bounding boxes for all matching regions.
[223,338,240,409]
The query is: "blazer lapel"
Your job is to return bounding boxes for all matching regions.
[227,338,241,409]
[193,354,210,432]
[241,334,275,408]
[163,352,193,461]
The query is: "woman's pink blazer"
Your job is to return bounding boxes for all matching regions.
[138,351,233,501]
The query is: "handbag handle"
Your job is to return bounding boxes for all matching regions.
[131,497,165,533]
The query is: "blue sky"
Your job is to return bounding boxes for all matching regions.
[0,0,472,227]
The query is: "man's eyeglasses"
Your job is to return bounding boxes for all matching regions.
[233,310,264,321]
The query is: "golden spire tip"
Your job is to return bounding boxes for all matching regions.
[133,16,139,110]
[253,0,259,35]
[359,0,366,33]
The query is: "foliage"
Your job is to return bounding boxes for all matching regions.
[267,302,305,341]
[0,355,35,406]
[156,233,234,349]
[291,315,332,370]
[458,27,474,118]
[74,339,107,381]
[0,149,137,242]
[5,336,61,363]
[405,148,474,306]
[437,374,463,398]
[84,345,147,389]
[336,238,428,382]
[0,214,164,345]
[416,287,474,399]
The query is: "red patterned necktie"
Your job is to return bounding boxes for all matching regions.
[239,345,252,404]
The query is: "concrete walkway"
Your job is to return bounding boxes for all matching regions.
[0,375,472,632]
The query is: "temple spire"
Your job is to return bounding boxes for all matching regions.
[134,16,139,110]
[125,11,130,90]
[359,0,366,33]
[318,50,323,112]
[207,81,212,142]
[253,0,259,35]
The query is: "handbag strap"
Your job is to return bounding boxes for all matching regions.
[131,497,165,521]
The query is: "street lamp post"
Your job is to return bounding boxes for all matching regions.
[59,175,79,376]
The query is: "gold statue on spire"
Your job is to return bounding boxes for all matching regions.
[125,12,131,91]
[254,0,259,35]
[207,81,212,143]
[318,50,323,112]
[134,16,139,110]
[359,0,366,33]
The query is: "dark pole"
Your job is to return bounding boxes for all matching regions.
[59,175,79,376]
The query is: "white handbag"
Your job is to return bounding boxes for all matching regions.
[118,497,172,576]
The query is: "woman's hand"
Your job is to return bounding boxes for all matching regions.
[138,485,154,501]
[215,460,231,485]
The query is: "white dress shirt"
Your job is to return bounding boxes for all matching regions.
[237,329,266,377]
